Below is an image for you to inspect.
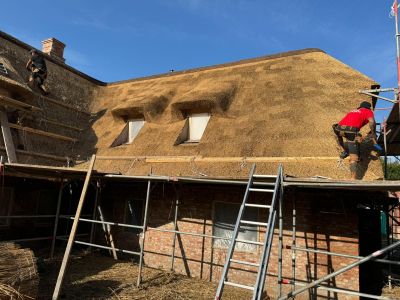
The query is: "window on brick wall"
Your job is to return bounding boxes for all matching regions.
[0,187,13,227]
[213,201,258,252]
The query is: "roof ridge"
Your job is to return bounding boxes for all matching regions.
[107,48,325,86]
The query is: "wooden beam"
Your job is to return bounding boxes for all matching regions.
[0,108,17,163]
[96,155,345,163]
[8,123,78,142]
[38,94,91,116]
[52,155,96,300]
[0,95,42,112]
[97,205,118,260]
[40,118,83,132]
[0,146,68,162]
[22,114,84,132]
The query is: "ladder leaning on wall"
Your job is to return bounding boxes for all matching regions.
[215,164,283,300]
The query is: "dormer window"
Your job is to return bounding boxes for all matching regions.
[176,113,210,144]
[111,118,144,147]
[128,119,145,143]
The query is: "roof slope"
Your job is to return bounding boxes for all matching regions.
[79,49,382,179]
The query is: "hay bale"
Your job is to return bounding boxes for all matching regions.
[0,242,39,299]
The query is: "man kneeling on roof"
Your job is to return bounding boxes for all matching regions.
[332,101,376,180]
[26,49,48,95]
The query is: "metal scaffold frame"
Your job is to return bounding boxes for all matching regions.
[275,191,400,300]
[2,154,400,299]
[48,156,278,300]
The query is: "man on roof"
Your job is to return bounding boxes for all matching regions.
[26,49,48,95]
[332,101,376,180]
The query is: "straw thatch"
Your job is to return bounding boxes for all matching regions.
[0,242,39,299]
[80,49,382,180]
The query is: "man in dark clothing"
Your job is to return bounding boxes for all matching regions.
[26,49,48,95]
[332,101,376,180]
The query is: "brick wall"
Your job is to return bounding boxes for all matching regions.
[110,183,363,299]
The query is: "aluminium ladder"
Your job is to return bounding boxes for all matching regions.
[215,164,283,300]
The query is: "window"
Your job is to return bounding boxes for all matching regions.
[0,63,8,75]
[0,187,13,227]
[213,201,258,252]
[177,113,210,144]
[111,119,145,147]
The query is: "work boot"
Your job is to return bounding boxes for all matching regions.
[39,84,49,96]
[339,151,349,159]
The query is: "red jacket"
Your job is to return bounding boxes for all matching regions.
[338,108,374,129]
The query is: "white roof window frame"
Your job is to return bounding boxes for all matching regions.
[127,118,145,144]
[177,112,211,145]
[111,118,145,147]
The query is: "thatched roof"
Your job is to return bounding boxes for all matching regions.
[80,48,383,180]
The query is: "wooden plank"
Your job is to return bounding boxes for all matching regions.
[0,147,68,161]
[40,118,83,132]
[0,95,42,112]
[0,108,17,163]
[52,155,96,300]
[96,155,344,163]
[38,94,91,116]
[22,114,84,132]
[9,123,78,142]
[97,205,118,260]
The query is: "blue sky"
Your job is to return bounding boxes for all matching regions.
[1,0,399,122]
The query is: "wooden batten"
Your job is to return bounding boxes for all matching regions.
[0,95,42,112]
[8,123,78,142]
[95,155,346,163]
[40,118,83,132]
[37,94,91,116]
[0,146,68,162]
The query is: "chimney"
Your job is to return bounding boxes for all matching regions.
[41,37,66,62]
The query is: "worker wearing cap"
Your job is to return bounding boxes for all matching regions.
[332,101,376,180]
[26,49,48,95]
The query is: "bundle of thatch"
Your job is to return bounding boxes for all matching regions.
[0,242,38,299]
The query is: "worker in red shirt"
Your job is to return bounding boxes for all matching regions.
[332,101,376,180]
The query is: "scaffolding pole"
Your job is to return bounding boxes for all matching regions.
[50,182,65,259]
[137,180,151,287]
[279,240,400,299]
[291,197,296,293]
[277,181,283,298]
[170,188,179,271]
[383,118,388,179]
[88,181,100,251]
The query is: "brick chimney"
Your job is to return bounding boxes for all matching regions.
[41,38,66,62]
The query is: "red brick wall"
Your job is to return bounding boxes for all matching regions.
[138,184,361,299]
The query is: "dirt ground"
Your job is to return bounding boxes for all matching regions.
[37,251,252,300]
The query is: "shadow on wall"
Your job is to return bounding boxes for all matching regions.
[357,139,381,180]
[77,109,107,160]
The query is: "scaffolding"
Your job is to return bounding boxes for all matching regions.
[2,155,400,299]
